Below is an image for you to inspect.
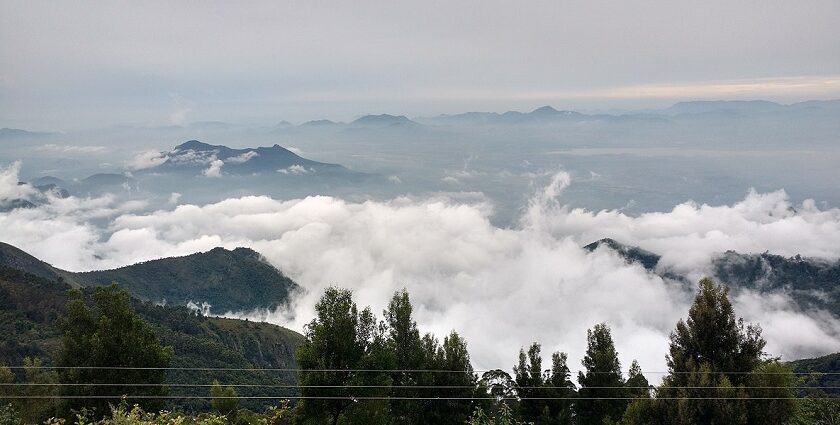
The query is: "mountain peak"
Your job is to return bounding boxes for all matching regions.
[531,105,559,114]
[300,119,338,127]
[175,140,218,151]
[351,114,415,126]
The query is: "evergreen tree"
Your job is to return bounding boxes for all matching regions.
[545,352,575,424]
[577,323,626,425]
[667,278,764,386]
[384,289,425,424]
[430,331,480,425]
[655,278,795,425]
[513,342,545,422]
[295,287,391,425]
[625,360,650,399]
[57,285,172,418]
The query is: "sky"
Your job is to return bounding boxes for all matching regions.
[1,0,839,129]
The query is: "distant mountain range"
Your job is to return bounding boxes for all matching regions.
[0,140,364,210]
[0,128,51,139]
[0,242,299,314]
[2,100,838,138]
[585,238,840,317]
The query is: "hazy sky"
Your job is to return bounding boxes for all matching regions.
[1,0,839,129]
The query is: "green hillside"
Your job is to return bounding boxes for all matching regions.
[585,238,840,317]
[790,353,840,396]
[0,242,299,314]
[0,264,304,412]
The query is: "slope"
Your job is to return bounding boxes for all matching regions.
[0,242,298,314]
[0,264,304,412]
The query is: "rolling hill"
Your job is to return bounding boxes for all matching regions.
[0,242,299,314]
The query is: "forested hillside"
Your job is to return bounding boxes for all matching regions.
[0,264,303,413]
[0,242,298,314]
[585,238,840,316]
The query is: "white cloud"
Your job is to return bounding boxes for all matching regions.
[1,169,839,378]
[388,175,402,184]
[0,161,38,203]
[226,151,259,164]
[168,192,182,205]
[127,150,168,170]
[169,149,217,165]
[202,159,224,177]
[526,184,840,278]
[37,144,107,154]
[277,164,310,175]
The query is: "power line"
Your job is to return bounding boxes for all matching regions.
[1,396,837,401]
[6,366,838,375]
[1,383,837,390]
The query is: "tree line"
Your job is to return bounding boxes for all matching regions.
[293,279,839,425]
[2,279,839,424]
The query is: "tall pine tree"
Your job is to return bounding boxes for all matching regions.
[576,323,626,425]
[651,278,795,425]
[384,289,425,424]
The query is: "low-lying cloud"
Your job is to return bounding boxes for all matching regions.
[1,162,838,377]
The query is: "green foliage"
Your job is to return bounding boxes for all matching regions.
[295,287,391,425]
[512,344,574,424]
[16,357,59,423]
[667,278,765,386]
[625,360,649,399]
[791,394,840,425]
[0,242,299,315]
[426,331,480,425]
[296,288,482,425]
[0,265,304,414]
[209,380,239,417]
[57,285,173,418]
[468,403,529,425]
[72,248,298,314]
[646,278,795,425]
[0,364,12,399]
[61,402,291,425]
[513,343,544,421]
[790,353,840,396]
[384,289,423,425]
[577,323,626,425]
[0,404,21,425]
[712,251,840,315]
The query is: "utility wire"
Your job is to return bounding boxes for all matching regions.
[6,366,838,375]
[1,396,837,401]
[0,383,837,390]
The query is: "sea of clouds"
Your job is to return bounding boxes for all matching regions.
[1,161,839,378]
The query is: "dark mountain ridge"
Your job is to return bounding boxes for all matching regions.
[0,242,299,314]
[585,238,840,315]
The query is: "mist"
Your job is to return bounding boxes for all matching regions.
[2,162,838,379]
